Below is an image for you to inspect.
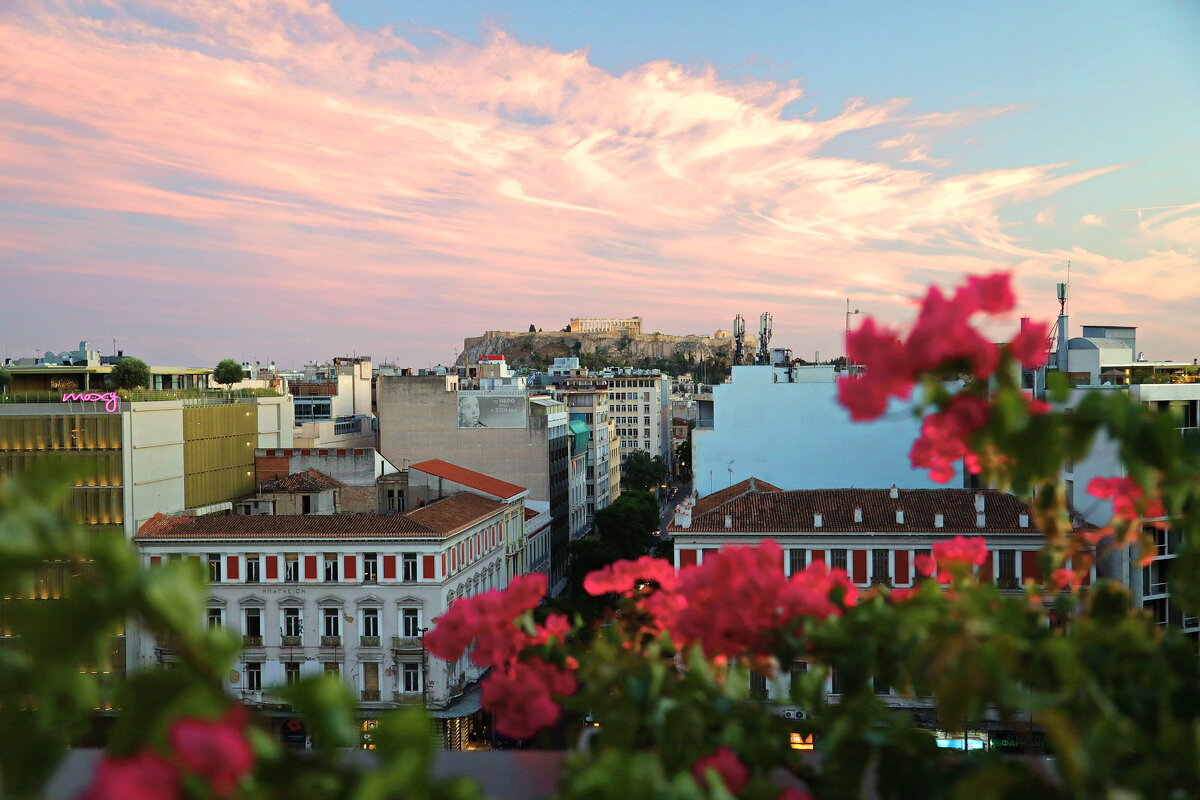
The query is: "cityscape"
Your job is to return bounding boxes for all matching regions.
[2,1,1199,798]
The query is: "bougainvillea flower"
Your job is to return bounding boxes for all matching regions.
[1050,568,1081,591]
[1009,321,1050,368]
[424,572,548,665]
[956,272,1016,315]
[481,662,566,739]
[910,394,991,483]
[691,745,749,794]
[168,709,254,796]
[781,561,858,618]
[838,318,914,421]
[584,556,679,596]
[1087,476,1165,523]
[81,751,179,800]
[917,536,990,583]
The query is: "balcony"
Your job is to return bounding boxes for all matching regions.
[996,578,1021,591]
[360,636,381,647]
[242,635,263,648]
[281,636,302,647]
[391,636,423,652]
[239,690,263,705]
[320,636,342,648]
[360,690,381,702]
[392,691,424,705]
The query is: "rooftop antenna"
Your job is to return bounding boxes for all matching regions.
[845,299,862,369]
[757,312,773,364]
[732,314,746,365]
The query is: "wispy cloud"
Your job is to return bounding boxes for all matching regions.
[2,0,1197,365]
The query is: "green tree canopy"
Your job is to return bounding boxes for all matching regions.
[109,357,150,390]
[620,450,667,491]
[213,358,245,388]
[0,367,10,394]
[594,492,658,557]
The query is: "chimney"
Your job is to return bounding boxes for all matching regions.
[853,507,862,523]
[724,514,733,529]
[934,513,944,528]
[1019,513,1029,528]
[976,512,986,528]
[896,510,905,524]
[889,485,899,499]
[674,507,692,529]
[974,493,985,513]
[813,513,823,528]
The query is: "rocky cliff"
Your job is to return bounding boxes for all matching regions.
[458,330,754,369]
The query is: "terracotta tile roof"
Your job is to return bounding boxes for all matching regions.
[261,468,345,494]
[403,493,505,536]
[135,512,437,541]
[693,477,784,516]
[523,507,539,521]
[409,459,526,500]
[671,483,1039,534]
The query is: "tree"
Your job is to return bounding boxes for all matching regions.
[109,357,150,390]
[593,492,658,557]
[620,450,667,491]
[0,367,10,395]
[212,358,244,389]
[529,324,537,333]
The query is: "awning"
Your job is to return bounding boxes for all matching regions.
[428,683,483,719]
[569,419,590,452]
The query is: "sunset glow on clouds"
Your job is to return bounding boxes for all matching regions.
[3,0,1199,366]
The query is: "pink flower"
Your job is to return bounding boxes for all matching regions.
[1050,568,1081,591]
[424,573,548,665]
[777,790,814,800]
[956,272,1015,315]
[692,745,749,794]
[1009,322,1049,368]
[168,709,254,796]
[482,657,576,739]
[1087,476,1163,523]
[906,285,999,378]
[81,751,179,800]
[584,556,679,596]
[914,554,937,578]
[919,537,989,583]
[909,394,991,483]
[838,319,914,421]
[781,561,858,619]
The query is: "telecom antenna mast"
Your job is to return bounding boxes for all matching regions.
[733,314,746,365]
[758,312,773,364]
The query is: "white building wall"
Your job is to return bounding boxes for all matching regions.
[127,402,186,536]
[692,366,958,493]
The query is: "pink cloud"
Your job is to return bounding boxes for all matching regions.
[1,0,1196,366]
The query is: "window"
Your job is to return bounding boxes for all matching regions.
[244,608,262,638]
[245,555,260,583]
[362,608,379,638]
[998,550,1017,585]
[789,549,806,576]
[323,608,340,638]
[915,548,932,578]
[302,495,312,515]
[871,549,890,585]
[284,554,299,583]
[285,662,301,685]
[323,662,340,677]
[244,662,262,691]
[402,663,422,693]
[402,553,418,582]
[749,670,768,700]
[208,553,221,582]
[324,554,339,582]
[790,660,808,698]
[830,668,843,695]
[401,608,421,638]
[363,553,378,583]
[207,607,223,629]
[284,607,303,638]
[830,549,848,572]
[362,662,380,699]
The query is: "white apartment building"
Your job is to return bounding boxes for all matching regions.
[560,382,613,526]
[692,359,958,494]
[134,461,528,750]
[589,370,672,468]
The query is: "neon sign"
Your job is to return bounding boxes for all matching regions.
[61,392,120,413]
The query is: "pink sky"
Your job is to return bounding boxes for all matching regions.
[3,0,1198,368]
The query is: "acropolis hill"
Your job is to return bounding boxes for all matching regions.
[457,325,755,369]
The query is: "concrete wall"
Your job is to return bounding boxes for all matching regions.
[127,402,186,536]
[376,376,551,502]
[256,395,294,448]
[692,366,958,494]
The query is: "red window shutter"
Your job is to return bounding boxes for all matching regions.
[852,550,867,584]
[810,550,825,564]
[979,553,993,582]
[678,548,697,568]
[343,555,357,581]
[442,553,447,576]
[150,556,161,568]
[451,548,457,573]
[383,555,396,580]
[264,555,278,580]
[895,550,910,585]
[423,555,436,580]
[304,555,317,581]
[1021,551,1041,584]
[226,556,240,581]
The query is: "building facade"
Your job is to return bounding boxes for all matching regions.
[581,370,672,468]
[567,317,642,336]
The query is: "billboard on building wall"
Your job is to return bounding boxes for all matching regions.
[458,387,527,429]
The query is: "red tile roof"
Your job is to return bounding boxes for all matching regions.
[408,459,526,500]
[136,512,437,540]
[261,468,344,494]
[403,493,505,536]
[671,482,1038,534]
